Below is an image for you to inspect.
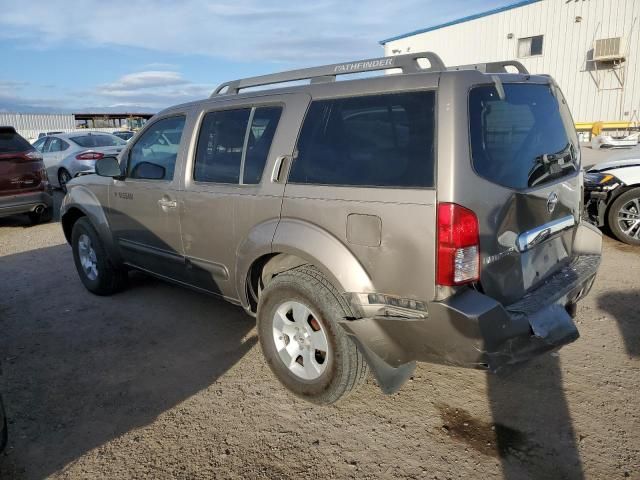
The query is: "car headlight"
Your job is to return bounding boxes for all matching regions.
[584,172,620,188]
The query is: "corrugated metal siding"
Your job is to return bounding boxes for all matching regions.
[0,113,76,141]
[384,0,640,124]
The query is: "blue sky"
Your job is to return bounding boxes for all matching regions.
[0,0,515,113]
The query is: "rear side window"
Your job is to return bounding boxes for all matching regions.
[194,106,282,184]
[469,84,578,190]
[70,135,126,148]
[0,130,32,153]
[289,91,435,188]
[45,137,69,153]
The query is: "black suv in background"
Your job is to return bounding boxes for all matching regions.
[0,127,53,224]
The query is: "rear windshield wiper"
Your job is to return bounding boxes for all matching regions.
[528,143,576,187]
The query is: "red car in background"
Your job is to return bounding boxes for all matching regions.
[0,126,53,224]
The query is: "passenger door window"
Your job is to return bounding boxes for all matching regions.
[289,92,435,188]
[32,137,47,152]
[47,137,64,153]
[128,116,185,181]
[244,107,283,184]
[194,109,250,183]
[194,106,283,184]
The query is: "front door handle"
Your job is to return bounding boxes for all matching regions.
[158,198,177,209]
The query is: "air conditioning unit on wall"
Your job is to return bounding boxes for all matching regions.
[593,37,625,61]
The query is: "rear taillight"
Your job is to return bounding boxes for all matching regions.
[76,152,104,160]
[25,151,43,161]
[437,203,480,286]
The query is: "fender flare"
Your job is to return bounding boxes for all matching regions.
[235,218,374,310]
[60,186,121,262]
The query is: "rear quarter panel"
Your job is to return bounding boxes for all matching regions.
[277,75,441,302]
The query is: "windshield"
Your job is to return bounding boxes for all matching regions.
[0,130,33,154]
[469,83,578,190]
[70,134,126,148]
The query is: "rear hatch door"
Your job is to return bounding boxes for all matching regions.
[467,81,581,305]
[0,129,44,196]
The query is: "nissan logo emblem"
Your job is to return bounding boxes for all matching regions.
[547,192,559,213]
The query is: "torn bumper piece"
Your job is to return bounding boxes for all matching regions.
[339,254,600,395]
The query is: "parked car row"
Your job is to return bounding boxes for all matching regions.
[31,131,127,192]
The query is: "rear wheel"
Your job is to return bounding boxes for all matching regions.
[58,168,72,193]
[257,265,368,404]
[71,217,127,295]
[608,188,640,245]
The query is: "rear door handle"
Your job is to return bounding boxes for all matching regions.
[158,199,177,209]
[271,155,291,183]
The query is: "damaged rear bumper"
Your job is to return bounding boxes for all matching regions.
[340,253,600,394]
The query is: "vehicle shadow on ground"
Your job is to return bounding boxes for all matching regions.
[0,244,257,479]
[486,357,584,479]
[597,290,640,357]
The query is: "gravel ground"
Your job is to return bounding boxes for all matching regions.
[0,150,638,479]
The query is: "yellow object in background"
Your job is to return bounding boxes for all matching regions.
[591,121,604,136]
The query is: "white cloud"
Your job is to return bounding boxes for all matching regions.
[0,0,502,63]
[99,71,189,92]
[94,71,213,109]
[0,0,508,111]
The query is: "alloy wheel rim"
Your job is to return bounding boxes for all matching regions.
[77,234,99,281]
[617,197,640,240]
[272,300,329,381]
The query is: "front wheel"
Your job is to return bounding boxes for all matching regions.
[608,188,640,245]
[257,265,368,405]
[71,217,127,295]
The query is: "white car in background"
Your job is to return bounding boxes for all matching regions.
[32,132,126,192]
[584,145,640,245]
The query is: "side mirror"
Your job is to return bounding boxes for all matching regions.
[130,161,166,180]
[95,156,123,178]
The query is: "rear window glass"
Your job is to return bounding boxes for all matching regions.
[469,84,578,189]
[0,130,33,153]
[70,135,126,148]
[289,91,436,188]
[113,131,134,141]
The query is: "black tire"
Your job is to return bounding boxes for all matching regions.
[58,168,71,193]
[257,265,368,405]
[607,188,640,246]
[28,206,53,225]
[71,217,127,295]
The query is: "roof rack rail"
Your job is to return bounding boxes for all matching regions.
[448,60,528,74]
[211,51,446,96]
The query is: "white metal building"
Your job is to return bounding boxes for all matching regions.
[0,113,75,141]
[0,112,153,141]
[381,0,640,128]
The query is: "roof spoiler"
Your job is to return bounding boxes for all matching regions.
[211,52,529,96]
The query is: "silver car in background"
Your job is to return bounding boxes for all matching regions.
[32,132,126,191]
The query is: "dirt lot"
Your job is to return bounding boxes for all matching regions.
[0,150,638,479]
